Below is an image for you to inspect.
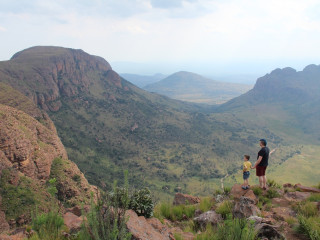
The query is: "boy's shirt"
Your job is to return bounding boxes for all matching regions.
[243,161,252,172]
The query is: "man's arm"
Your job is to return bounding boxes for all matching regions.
[252,156,262,168]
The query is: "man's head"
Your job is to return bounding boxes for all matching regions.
[244,155,250,161]
[259,139,267,147]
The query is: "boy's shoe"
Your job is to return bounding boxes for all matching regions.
[246,186,250,189]
[242,186,247,190]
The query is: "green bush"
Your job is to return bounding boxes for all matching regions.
[252,186,263,197]
[129,188,154,218]
[72,174,81,184]
[297,215,320,240]
[31,211,64,240]
[223,187,231,195]
[154,202,196,221]
[308,193,320,202]
[266,188,280,199]
[47,178,58,197]
[267,179,281,189]
[216,218,257,240]
[298,202,318,218]
[258,196,271,205]
[215,201,233,219]
[199,197,214,212]
[78,176,131,240]
[195,224,217,240]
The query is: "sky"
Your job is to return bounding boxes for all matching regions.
[1,0,320,83]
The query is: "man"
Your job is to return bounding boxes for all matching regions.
[252,139,269,190]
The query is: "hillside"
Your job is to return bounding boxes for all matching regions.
[0,46,279,197]
[0,102,96,230]
[120,73,167,88]
[218,65,320,141]
[144,71,252,104]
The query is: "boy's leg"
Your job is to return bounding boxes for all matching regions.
[259,176,263,188]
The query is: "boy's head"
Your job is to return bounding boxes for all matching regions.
[244,155,250,161]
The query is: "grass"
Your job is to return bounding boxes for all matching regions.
[199,197,214,212]
[266,188,281,199]
[215,201,233,219]
[298,201,319,218]
[297,215,320,240]
[252,186,263,196]
[308,193,320,202]
[154,202,196,222]
[285,216,297,227]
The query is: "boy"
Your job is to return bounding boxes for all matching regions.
[242,155,251,190]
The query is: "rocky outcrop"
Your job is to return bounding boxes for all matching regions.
[0,211,10,234]
[232,196,261,219]
[294,184,320,193]
[193,211,222,229]
[63,212,84,233]
[0,46,118,112]
[125,210,174,240]
[173,193,200,205]
[255,223,285,240]
[230,184,258,204]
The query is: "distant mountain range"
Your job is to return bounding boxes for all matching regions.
[1,46,319,196]
[143,71,252,104]
[120,73,167,88]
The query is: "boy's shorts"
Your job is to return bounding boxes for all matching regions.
[243,171,250,180]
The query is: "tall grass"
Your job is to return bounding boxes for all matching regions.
[31,211,64,240]
[215,201,233,219]
[199,197,214,212]
[297,215,320,240]
[154,202,196,221]
[216,218,257,240]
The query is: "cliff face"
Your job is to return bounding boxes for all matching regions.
[0,46,118,111]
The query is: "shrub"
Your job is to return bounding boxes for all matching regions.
[129,188,154,218]
[297,215,320,240]
[215,201,233,219]
[266,188,280,199]
[308,193,320,202]
[216,218,257,240]
[195,224,217,240]
[31,211,64,240]
[72,174,81,184]
[258,196,271,205]
[78,172,131,240]
[199,197,214,212]
[153,202,196,222]
[285,216,297,227]
[298,202,318,218]
[47,178,58,197]
[267,179,281,189]
[252,186,263,197]
[223,187,231,195]
[215,189,222,195]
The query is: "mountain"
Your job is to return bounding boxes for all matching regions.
[120,73,167,88]
[0,46,276,197]
[219,65,320,140]
[143,71,252,104]
[0,87,95,224]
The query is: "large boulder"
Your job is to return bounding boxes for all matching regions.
[271,207,295,221]
[193,211,222,229]
[232,197,261,219]
[126,210,174,240]
[173,193,200,205]
[294,184,320,193]
[255,223,285,240]
[63,212,84,233]
[230,184,258,204]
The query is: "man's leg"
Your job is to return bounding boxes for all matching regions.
[263,175,267,188]
[259,176,263,188]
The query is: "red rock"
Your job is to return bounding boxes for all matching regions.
[283,183,293,188]
[0,232,26,240]
[232,197,261,218]
[125,210,174,240]
[171,227,194,240]
[271,198,291,207]
[230,184,258,204]
[284,191,311,201]
[173,193,200,205]
[271,207,295,221]
[63,212,84,233]
[294,184,320,193]
[0,211,10,233]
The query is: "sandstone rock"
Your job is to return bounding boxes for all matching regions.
[63,212,84,233]
[173,193,200,205]
[0,231,26,240]
[230,184,258,204]
[271,207,295,221]
[255,223,285,240]
[171,227,194,240]
[126,210,174,240]
[0,211,9,234]
[284,191,311,201]
[294,184,320,193]
[232,197,261,219]
[271,198,291,207]
[193,211,222,229]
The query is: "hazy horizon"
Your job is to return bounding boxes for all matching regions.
[1,0,320,83]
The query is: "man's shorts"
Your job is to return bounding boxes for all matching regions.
[256,166,267,176]
[243,171,250,180]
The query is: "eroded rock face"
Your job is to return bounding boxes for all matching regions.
[0,211,10,233]
[230,184,258,204]
[232,197,261,219]
[0,104,67,180]
[125,210,174,240]
[294,184,320,193]
[193,211,222,229]
[173,193,200,205]
[63,212,84,233]
[255,223,285,240]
